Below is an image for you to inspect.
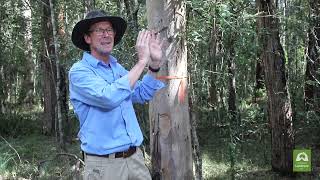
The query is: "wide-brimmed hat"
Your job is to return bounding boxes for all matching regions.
[71,10,127,51]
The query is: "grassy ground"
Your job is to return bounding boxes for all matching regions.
[199,124,320,180]
[201,137,319,180]
[0,135,82,179]
[0,129,319,179]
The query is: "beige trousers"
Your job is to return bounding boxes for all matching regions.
[83,148,152,180]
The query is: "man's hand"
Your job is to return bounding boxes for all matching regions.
[128,30,152,88]
[149,32,164,69]
[135,30,151,66]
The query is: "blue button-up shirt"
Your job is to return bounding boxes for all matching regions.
[69,52,165,155]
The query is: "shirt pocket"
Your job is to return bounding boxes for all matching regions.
[94,68,114,84]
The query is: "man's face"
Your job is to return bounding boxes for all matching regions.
[85,21,115,56]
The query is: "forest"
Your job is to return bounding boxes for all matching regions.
[0,0,319,179]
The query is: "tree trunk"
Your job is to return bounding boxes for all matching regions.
[0,5,5,114]
[254,58,264,99]
[226,4,238,173]
[227,38,237,173]
[147,0,193,179]
[49,0,64,148]
[57,2,71,144]
[0,66,4,114]
[227,40,237,124]
[304,0,320,112]
[189,98,202,180]
[124,0,139,32]
[256,0,294,174]
[20,0,35,106]
[208,16,221,106]
[254,2,265,101]
[41,0,57,135]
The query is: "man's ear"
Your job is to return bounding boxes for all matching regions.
[84,34,91,45]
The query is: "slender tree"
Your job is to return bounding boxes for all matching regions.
[147,0,193,179]
[208,13,221,106]
[57,0,71,144]
[49,0,64,148]
[227,36,237,125]
[189,97,202,180]
[41,0,57,135]
[20,0,35,105]
[0,3,5,114]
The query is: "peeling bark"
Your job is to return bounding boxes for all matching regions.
[147,0,193,179]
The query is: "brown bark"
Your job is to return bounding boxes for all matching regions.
[255,59,264,92]
[57,3,70,144]
[227,38,237,123]
[49,0,64,148]
[256,0,294,174]
[41,0,57,135]
[147,0,193,179]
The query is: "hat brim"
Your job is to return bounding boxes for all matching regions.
[72,16,127,51]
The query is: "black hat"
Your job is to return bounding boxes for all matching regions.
[71,10,127,51]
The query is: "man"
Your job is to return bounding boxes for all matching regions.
[69,10,164,180]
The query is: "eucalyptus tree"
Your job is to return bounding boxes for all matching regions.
[147,0,193,179]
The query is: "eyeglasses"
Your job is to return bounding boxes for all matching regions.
[89,28,115,36]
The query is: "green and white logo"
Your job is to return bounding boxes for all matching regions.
[293,149,311,172]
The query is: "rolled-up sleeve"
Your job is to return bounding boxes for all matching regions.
[69,66,133,110]
[132,74,165,104]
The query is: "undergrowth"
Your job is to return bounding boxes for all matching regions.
[0,135,82,179]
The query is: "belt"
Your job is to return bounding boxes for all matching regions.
[85,146,137,158]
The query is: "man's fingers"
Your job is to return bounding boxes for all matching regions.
[137,29,151,46]
[144,30,150,43]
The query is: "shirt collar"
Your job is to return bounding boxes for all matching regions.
[82,52,118,68]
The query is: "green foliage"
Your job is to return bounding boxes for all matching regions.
[200,118,271,179]
[0,0,319,178]
[67,110,80,138]
[0,113,41,137]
